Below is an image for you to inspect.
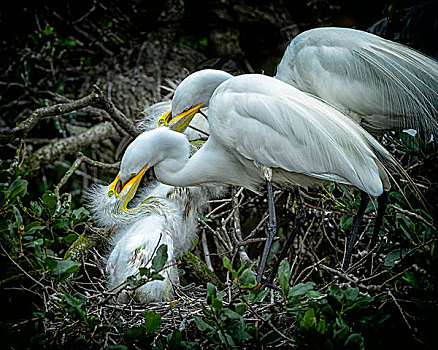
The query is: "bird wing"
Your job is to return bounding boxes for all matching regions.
[276,27,438,136]
[211,77,392,196]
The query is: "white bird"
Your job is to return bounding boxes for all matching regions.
[115,70,402,281]
[275,27,438,136]
[85,102,223,302]
[86,177,221,302]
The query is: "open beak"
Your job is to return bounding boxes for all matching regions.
[157,103,204,133]
[108,164,149,204]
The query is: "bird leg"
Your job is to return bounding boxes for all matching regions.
[265,188,306,286]
[257,171,277,284]
[342,191,370,271]
[370,191,389,248]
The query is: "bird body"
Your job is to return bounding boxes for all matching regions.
[86,97,223,303]
[276,27,438,135]
[122,73,394,197]
[86,178,222,302]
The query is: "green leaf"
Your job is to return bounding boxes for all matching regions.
[103,346,128,350]
[6,179,28,201]
[345,287,359,302]
[168,329,182,349]
[125,326,145,340]
[223,257,233,272]
[345,333,365,348]
[72,207,89,221]
[252,288,269,303]
[302,308,316,329]
[194,316,213,332]
[199,215,212,222]
[127,275,138,287]
[306,290,322,299]
[384,248,409,267]
[42,191,56,217]
[223,308,242,320]
[206,282,217,304]
[329,284,344,301]
[144,310,161,334]
[151,273,165,281]
[30,201,43,217]
[151,244,168,272]
[239,268,257,288]
[334,319,349,342]
[63,293,84,308]
[235,303,247,315]
[24,222,45,235]
[13,205,22,228]
[289,282,315,298]
[340,214,354,230]
[139,267,150,276]
[63,233,78,244]
[278,259,290,297]
[53,218,70,229]
[49,259,81,276]
[233,328,252,340]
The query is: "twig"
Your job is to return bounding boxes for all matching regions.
[201,230,214,272]
[1,89,99,143]
[388,291,412,330]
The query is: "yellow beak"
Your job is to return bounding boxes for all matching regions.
[108,164,149,199]
[157,103,204,133]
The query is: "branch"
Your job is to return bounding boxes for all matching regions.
[23,122,118,170]
[0,89,98,144]
[91,85,140,137]
[1,85,139,146]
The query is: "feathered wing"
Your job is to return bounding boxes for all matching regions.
[276,27,438,136]
[212,76,396,196]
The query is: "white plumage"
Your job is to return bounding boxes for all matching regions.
[276,27,438,136]
[118,72,396,197]
[85,101,223,303]
[86,180,221,302]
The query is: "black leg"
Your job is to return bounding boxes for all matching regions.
[266,189,306,285]
[257,179,277,283]
[342,191,370,271]
[370,191,389,248]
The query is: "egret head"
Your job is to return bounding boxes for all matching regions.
[158,69,233,130]
[110,128,189,199]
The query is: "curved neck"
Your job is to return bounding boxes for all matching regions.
[154,138,263,191]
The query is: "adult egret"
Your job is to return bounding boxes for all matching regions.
[114,71,401,282]
[275,27,438,136]
[85,102,222,302]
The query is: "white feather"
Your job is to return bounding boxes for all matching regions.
[276,27,438,136]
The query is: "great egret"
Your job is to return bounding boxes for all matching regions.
[114,71,401,282]
[86,177,222,302]
[276,27,438,136]
[85,102,223,302]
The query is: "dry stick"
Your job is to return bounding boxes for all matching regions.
[54,152,120,198]
[388,290,412,330]
[0,89,98,143]
[91,85,139,137]
[319,264,358,283]
[201,230,214,272]
[231,187,252,265]
[1,85,137,145]
[198,219,232,252]
[0,243,50,291]
[389,204,436,230]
